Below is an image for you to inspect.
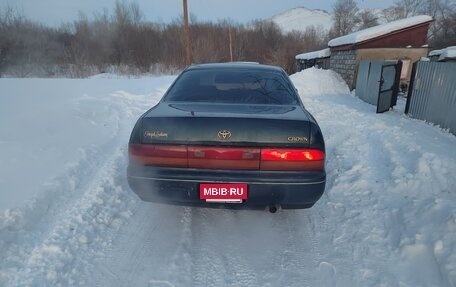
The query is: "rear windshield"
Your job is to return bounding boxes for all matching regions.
[163,69,298,105]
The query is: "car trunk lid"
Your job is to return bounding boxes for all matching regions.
[140,103,311,146]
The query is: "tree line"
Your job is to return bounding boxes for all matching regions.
[0,2,326,77]
[0,0,454,77]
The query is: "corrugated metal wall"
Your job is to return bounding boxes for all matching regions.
[355,60,400,111]
[356,61,384,105]
[406,62,456,135]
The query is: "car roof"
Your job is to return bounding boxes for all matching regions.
[185,62,284,73]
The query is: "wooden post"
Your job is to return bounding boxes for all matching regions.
[229,26,233,62]
[183,0,192,66]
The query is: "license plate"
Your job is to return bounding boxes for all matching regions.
[200,183,248,203]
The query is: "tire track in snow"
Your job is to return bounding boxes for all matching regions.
[310,101,397,285]
[208,211,259,287]
[8,146,138,286]
[187,208,227,286]
[164,207,195,286]
[185,208,323,287]
[1,89,157,286]
[298,75,456,286]
[184,208,259,287]
[0,89,146,286]
[91,204,194,287]
[299,89,405,285]
[278,211,314,287]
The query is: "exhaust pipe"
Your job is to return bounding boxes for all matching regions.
[268,205,278,213]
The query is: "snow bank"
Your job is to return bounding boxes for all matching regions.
[293,68,456,286]
[0,77,175,213]
[439,46,456,61]
[290,67,350,96]
[295,48,331,60]
[429,49,443,57]
[0,76,176,285]
[328,15,433,47]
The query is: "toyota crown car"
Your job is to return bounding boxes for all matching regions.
[127,63,326,211]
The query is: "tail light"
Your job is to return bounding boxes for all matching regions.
[260,148,325,171]
[129,144,187,167]
[129,144,324,171]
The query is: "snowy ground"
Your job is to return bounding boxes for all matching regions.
[1,69,455,286]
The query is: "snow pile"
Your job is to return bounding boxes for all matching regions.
[0,76,175,212]
[290,67,350,97]
[295,68,456,286]
[429,49,443,57]
[328,15,432,47]
[1,70,455,286]
[271,7,332,33]
[0,76,175,285]
[295,48,331,60]
[439,46,456,61]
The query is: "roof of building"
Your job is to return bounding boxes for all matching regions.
[328,15,433,47]
[295,48,331,60]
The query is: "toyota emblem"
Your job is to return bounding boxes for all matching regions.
[218,130,232,140]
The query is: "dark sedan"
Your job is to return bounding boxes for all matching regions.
[127,63,326,212]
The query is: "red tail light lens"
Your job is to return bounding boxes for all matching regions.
[129,144,188,167]
[260,148,325,171]
[188,146,260,170]
[261,149,325,161]
[129,145,325,171]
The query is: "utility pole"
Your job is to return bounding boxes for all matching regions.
[229,26,233,62]
[183,0,192,66]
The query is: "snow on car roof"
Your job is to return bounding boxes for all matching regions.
[328,15,433,47]
[295,48,331,60]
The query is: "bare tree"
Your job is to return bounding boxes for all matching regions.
[358,10,379,29]
[0,1,332,76]
[394,0,423,18]
[330,0,360,38]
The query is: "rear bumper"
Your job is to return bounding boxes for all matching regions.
[127,165,326,209]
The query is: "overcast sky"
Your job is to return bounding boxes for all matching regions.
[0,0,396,27]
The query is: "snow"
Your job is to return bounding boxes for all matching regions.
[429,49,443,56]
[295,48,331,60]
[271,7,332,33]
[439,46,456,61]
[429,47,456,60]
[328,15,433,47]
[0,77,175,212]
[1,69,456,286]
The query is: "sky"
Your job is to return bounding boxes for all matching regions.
[0,0,396,27]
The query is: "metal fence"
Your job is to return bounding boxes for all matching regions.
[355,60,401,113]
[406,62,456,135]
[356,61,379,105]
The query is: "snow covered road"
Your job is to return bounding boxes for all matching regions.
[1,69,455,286]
